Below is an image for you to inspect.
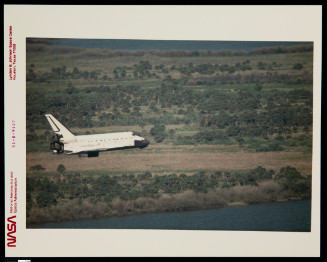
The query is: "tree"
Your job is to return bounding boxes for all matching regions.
[120,70,127,79]
[250,166,269,180]
[150,124,165,136]
[228,67,236,75]
[27,132,38,141]
[257,61,266,70]
[168,129,175,138]
[27,69,36,82]
[293,63,303,70]
[224,172,231,183]
[184,119,191,126]
[93,175,122,198]
[65,82,77,94]
[255,83,263,91]
[139,120,146,131]
[303,125,310,134]
[236,137,245,147]
[57,164,66,173]
[149,103,159,113]
[153,133,168,143]
[219,64,229,75]
[73,67,79,74]
[150,124,168,143]
[210,171,222,186]
[36,191,57,207]
[277,166,303,182]
[57,164,66,182]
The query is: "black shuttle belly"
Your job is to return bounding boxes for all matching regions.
[134,139,150,148]
[87,151,99,157]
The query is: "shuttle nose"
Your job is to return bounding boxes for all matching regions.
[141,139,150,148]
[143,139,150,147]
[135,139,150,148]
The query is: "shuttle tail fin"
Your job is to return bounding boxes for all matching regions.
[45,114,76,143]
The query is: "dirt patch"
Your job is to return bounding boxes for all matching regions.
[26,148,312,175]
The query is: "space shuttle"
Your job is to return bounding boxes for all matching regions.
[45,114,149,157]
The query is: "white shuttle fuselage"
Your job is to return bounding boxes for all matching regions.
[45,114,149,157]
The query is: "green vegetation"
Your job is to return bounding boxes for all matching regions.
[26,41,313,151]
[26,40,313,225]
[26,165,311,225]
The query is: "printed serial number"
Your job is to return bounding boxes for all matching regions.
[11,120,16,148]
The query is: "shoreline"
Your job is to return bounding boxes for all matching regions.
[27,197,309,227]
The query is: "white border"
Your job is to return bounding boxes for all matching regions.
[4,5,321,257]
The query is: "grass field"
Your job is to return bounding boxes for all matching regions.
[26,144,312,175]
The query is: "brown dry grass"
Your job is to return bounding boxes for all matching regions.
[26,145,312,175]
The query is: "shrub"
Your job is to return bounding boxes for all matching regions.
[277,166,303,181]
[30,165,46,173]
[293,63,303,70]
[36,192,57,207]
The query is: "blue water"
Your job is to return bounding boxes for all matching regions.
[32,199,311,232]
[52,39,311,51]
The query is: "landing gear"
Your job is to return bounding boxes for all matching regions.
[87,151,99,157]
[78,152,99,157]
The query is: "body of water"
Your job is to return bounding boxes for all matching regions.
[52,39,311,52]
[32,199,311,232]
